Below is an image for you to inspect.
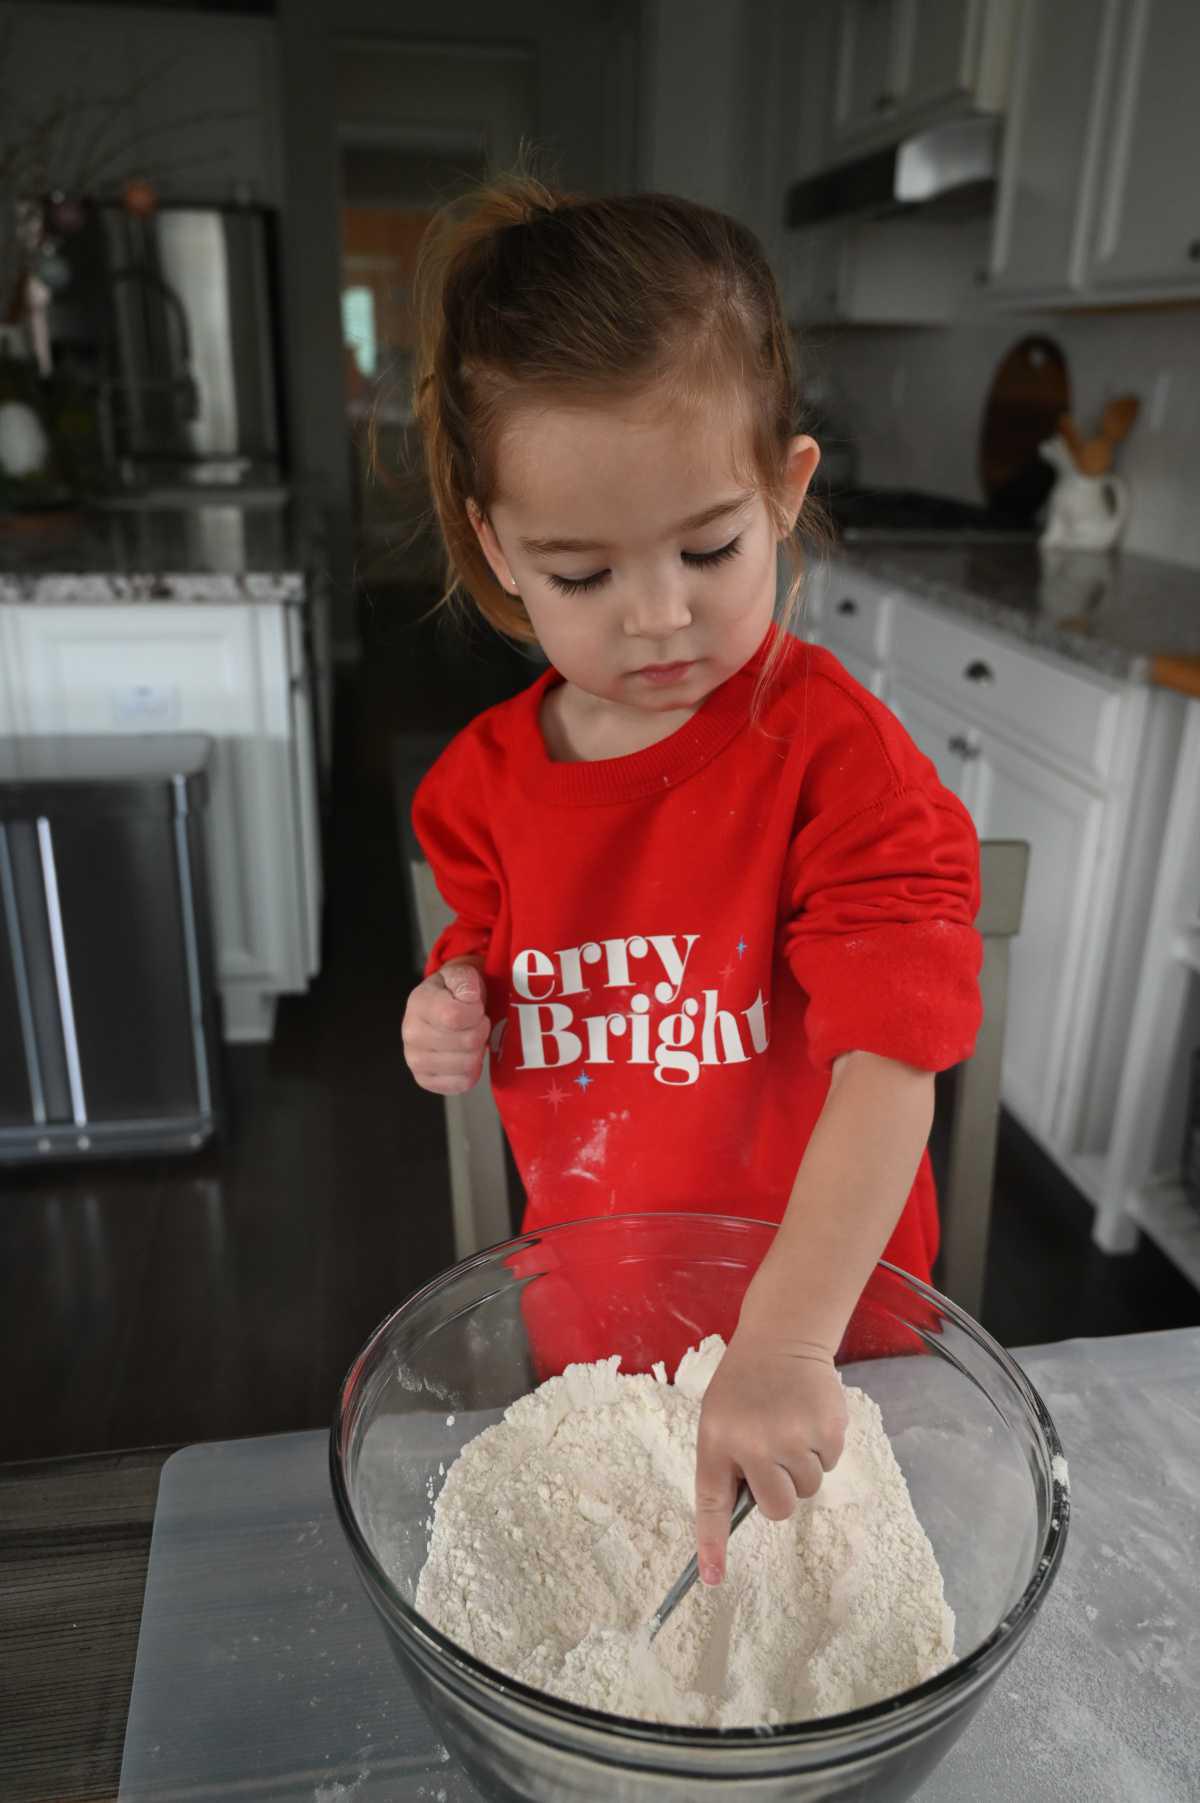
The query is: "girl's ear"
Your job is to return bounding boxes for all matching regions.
[467,497,517,591]
[782,435,821,534]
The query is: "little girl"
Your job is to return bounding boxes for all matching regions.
[400,166,983,1590]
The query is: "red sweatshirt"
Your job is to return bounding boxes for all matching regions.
[412,624,983,1366]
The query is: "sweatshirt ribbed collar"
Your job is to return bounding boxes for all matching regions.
[512,623,781,806]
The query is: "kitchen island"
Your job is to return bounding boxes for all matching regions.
[0,502,331,1043]
[2,1326,1197,1801]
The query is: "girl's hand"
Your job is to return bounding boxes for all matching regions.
[694,1330,848,1584]
[402,959,491,1094]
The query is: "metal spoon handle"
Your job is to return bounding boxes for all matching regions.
[648,1480,755,1640]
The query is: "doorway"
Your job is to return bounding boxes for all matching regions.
[334,39,537,593]
[339,136,486,589]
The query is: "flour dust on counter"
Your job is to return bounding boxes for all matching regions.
[409,1336,954,1728]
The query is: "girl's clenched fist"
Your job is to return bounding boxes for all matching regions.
[402,958,491,1094]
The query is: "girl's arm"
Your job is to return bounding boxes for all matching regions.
[693,1048,935,1583]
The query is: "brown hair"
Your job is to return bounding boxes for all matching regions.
[387,144,830,698]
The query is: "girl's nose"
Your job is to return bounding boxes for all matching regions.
[623,576,693,639]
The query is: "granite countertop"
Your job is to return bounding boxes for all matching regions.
[0,501,324,605]
[832,540,1200,693]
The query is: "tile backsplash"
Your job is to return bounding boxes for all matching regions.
[801,307,1200,570]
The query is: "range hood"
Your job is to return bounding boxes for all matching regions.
[785,116,1000,228]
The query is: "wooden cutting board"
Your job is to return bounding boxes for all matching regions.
[979,335,1070,521]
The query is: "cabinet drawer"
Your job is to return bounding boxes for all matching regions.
[892,598,1120,780]
[821,562,895,664]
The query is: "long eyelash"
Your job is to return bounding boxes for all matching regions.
[545,535,743,596]
[686,535,743,571]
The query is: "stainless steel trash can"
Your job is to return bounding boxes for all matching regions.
[0,734,222,1162]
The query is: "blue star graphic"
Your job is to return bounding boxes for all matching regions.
[736,936,748,959]
[574,1070,593,1092]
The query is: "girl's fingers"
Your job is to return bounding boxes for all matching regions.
[694,1444,739,1587]
[741,1457,804,1523]
[414,1050,486,1074]
[697,1450,826,1582]
[779,1448,826,1503]
[417,1069,484,1095]
[403,1017,491,1055]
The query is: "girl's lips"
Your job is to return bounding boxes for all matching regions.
[633,660,696,684]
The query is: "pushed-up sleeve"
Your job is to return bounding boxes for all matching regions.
[410,743,502,977]
[780,781,983,1074]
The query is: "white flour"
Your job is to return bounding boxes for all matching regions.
[413,1335,954,1728]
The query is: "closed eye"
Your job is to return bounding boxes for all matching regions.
[544,535,743,596]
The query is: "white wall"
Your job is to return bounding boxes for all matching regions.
[807,306,1200,569]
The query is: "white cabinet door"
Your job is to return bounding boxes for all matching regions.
[990,0,1200,303]
[970,727,1105,1141]
[897,0,981,113]
[833,0,901,146]
[1082,0,1200,294]
[832,0,1011,150]
[987,0,1121,299]
[4,603,312,1040]
[888,675,980,805]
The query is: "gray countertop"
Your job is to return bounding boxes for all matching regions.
[831,539,1200,685]
[0,502,322,604]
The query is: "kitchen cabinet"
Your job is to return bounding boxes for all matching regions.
[801,561,1172,1242]
[1081,0,1200,296]
[986,0,1117,301]
[832,0,901,147]
[987,0,1200,305]
[900,0,1001,116]
[966,727,1106,1141]
[0,600,320,1043]
[830,0,1015,154]
[1091,695,1200,1282]
[887,674,976,803]
[889,665,1106,1141]
[799,559,891,693]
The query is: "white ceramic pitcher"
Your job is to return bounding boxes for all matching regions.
[1038,435,1130,551]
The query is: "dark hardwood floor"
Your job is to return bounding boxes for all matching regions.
[2,587,1197,1463]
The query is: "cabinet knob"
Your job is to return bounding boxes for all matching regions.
[836,597,858,616]
[875,91,896,111]
[948,733,980,760]
[1188,240,1200,261]
[964,659,995,684]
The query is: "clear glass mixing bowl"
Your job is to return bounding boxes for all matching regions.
[330,1213,1069,1802]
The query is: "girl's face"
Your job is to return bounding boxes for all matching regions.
[468,390,819,723]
